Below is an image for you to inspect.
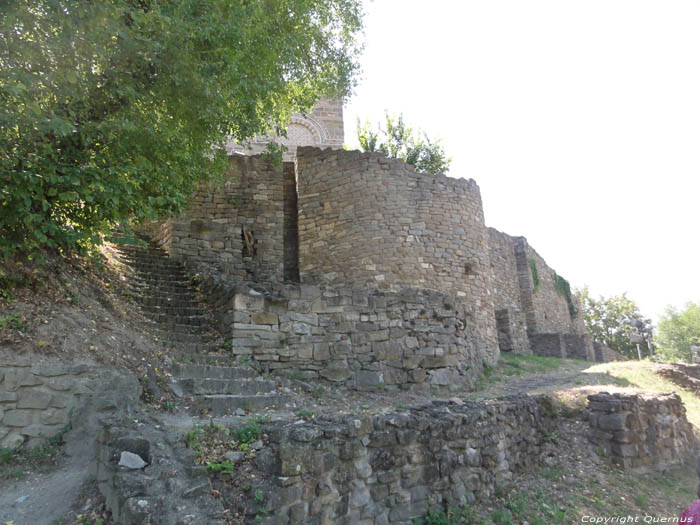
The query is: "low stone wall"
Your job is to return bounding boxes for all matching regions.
[231,283,490,391]
[587,392,698,472]
[655,363,700,392]
[262,395,554,524]
[530,333,594,361]
[0,358,141,449]
[94,414,225,525]
[593,342,626,363]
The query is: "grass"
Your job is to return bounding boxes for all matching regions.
[415,462,695,524]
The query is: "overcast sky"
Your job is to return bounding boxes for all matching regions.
[343,0,700,321]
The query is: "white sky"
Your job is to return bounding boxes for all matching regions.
[343,0,700,321]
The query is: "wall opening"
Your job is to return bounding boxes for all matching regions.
[495,309,513,352]
[283,162,300,282]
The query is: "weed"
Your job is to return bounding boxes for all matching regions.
[254,489,265,503]
[395,402,406,409]
[233,424,261,444]
[0,313,28,331]
[635,493,648,507]
[207,460,235,475]
[296,410,315,420]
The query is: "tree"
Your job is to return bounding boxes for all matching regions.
[0,0,363,256]
[656,302,700,362]
[356,112,451,174]
[579,286,651,359]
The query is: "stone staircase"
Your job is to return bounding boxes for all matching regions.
[112,238,289,415]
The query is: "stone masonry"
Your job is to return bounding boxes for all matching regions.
[587,391,698,472]
[296,147,497,363]
[488,228,594,359]
[263,395,554,524]
[231,282,487,391]
[0,358,140,448]
[140,139,602,388]
[168,155,286,282]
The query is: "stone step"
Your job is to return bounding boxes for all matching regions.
[200,394,289,415]
[172,364,257,380]
[159,341,224,353]
[141,312,210,326]
[129,284,194,296]
[139,304,205,316]
[149,329,213,344]
[174,353,238,365]
[140,320,208,335]
[177,378,277,396]
[134,296,201,308]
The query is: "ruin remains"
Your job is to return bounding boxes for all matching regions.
[142,100,601,390]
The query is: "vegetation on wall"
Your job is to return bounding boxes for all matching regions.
[656,301,700,362]
[0,0,363,256]
[356,112,451,174]
[529,258,540,293]
[553,272,577,318]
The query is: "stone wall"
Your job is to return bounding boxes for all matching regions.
[94,414,225,525]
[231,282,491,391]
[587,392,698,472]
[488,229,529,354]
[296,147,497,362]
[527,333,593,361]
[0,358,140,449]
[655,363,700,392]
[593,342,626,363]
[166,155,285,281]
[262,395,554,524]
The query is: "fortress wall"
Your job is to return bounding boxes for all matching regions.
[513,238,581,335]
[231,283,489,391]
[296,147,498,363]
[487,229,530,354]
[166,155,285,281]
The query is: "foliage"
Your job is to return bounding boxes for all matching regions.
[656,302,700,362]
[529,258,540,293]
[552,272,577,318]
[1,0,363,256]
[232,424,261,444]
[207,460,235,475]
[579,287,650,359]
[357,112,451,174]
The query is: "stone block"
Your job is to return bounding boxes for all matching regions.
[598,413,628,431]
[3,409,34,427]
[319,364,352,382]
[355,371,383,389]
[313,343,330,361]
[17,390,53,409]
[0,431,24,449]
[0,391,17,403]
[40,408,67,426]
[251,312,278,325]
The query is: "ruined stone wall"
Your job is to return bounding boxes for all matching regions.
[231,283,489,391]
[488,229,530,354]
[0,358,140,449]
[587,392,698,472]
[297,147,497,362]
[263,395,554,523]
[166,155,285,281]
[593,342,626,363]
